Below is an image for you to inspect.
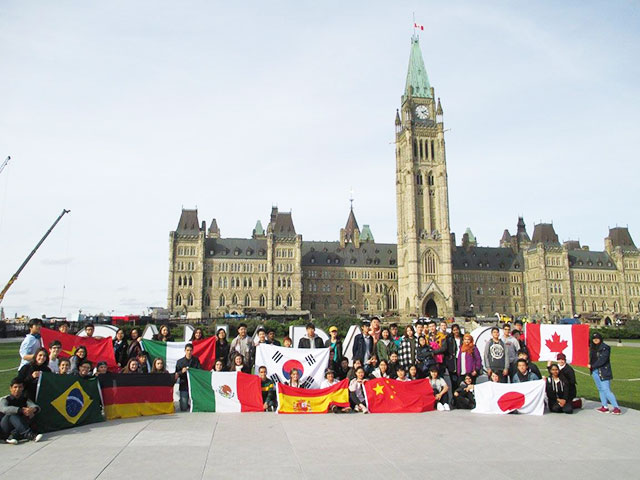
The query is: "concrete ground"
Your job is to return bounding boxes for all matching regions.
[0,399,638,480]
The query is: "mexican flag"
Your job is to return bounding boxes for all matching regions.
[525,324,589,366]
[188,369,263,412]
[472,379,546,415]
[141,337,216,372]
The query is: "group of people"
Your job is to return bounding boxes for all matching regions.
[2,316,622,444]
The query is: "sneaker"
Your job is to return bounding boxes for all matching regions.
[611,408,622,415]
[437,403,445,411]
[596,406,609,414]
[5,435,18,445]
[24,432,43,442]
[443,403,450,411]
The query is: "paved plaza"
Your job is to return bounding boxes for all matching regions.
[0,399,638,479]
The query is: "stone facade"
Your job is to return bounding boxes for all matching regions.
[167,36,640,323]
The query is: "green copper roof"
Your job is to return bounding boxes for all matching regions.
[403,35,432,101]
[254,220,264,236]
[464,227,476,243]
[360,224,375,243]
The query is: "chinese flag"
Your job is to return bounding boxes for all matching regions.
[364,378,435,413]
[40,327,119,370]
[525,324,590,366]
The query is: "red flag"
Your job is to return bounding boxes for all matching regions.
[525,324,590,366]
[40,327,118,369]
[364,378,435,413]
[191,337,217,371]
[414,22,424,31]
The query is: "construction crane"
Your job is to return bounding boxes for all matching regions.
[0,208,70,304]
[0,156,10,175]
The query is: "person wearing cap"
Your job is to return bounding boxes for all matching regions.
[589,333,621,414]
[352,321,374,364]
[548,353,577,403]
[298,323,324,349]
[324,326,343,371]
[321,368,339,388]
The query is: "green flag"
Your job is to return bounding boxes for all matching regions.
[35,372,104,432]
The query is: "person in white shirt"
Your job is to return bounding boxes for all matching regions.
[48,341,62,374]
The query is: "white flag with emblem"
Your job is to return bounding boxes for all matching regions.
[255,344,330,389]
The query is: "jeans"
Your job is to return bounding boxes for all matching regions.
[591,370,619,409]
[179,390,190,412]
[0,414,31,437]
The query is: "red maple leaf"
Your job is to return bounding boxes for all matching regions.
[545,332,568,353]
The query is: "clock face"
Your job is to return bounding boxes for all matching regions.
[415,105,429,120]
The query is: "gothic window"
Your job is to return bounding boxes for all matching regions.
[224,277,228,288]
[219,294,225,307]
[244,294,251,307]
[204,294,210,307]
[324,297,330,310]
[582,300,588,312]
[427,172,434,186]
[176,294,182,306]
[431,140,435,159]
[232,294,238,305]
[419,140,423,159]
[413,139,418,158]
[277,278,281,288]
[363,299,369,311]
[377,298,383,311]
[259,294,266,307]
[559,300,565,311]
[287,278,291,288]
[592,301,597,312]
[614,301,619,313]
[208,277,213,287]
[287,294,293,307]
[602,300,608,311]
[187,293,194,306]
[514,302,519,313]
[416,173,423,185]
[276,294,282,307]
[231,277,236,288]
[630,301,634,313]
[248,278,252,288]
[425,250,437,276]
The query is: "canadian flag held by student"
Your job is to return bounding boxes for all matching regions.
[472,379,546,415]
[525,324,590,366]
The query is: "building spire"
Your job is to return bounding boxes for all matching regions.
[403,35,432,102]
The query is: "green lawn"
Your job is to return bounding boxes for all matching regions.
[2,341,638,410]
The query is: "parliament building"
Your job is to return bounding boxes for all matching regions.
[167,36,640,323]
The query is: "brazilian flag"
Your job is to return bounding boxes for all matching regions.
[35,372,104,432]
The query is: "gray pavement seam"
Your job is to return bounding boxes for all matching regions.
[199,414,220,480]
[0,433,58,477]
[279,416,308,478]
[93,419,153,479]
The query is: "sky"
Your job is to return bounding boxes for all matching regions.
[0,1,639,318]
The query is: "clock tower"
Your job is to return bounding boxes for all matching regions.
[395,35,454,318]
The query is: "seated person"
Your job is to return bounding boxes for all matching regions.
[512,359,540,383]
[1,378,43,444]
[370,360,390,379]
[58,358,71,375]
[453,374,475,410]
[546,363,573,414]
[230,353,251,374]
[137,351,150,373]
[428,366,450,411]
[517,350,542,378]
[321,368,339,388]
[387,352,400,379]
[335,358,350,381]
[395,365,409,382]
[348,367,368,413]
[549,353,578,407]
[258,366,276,411]
[284,368,303,388]
[77,360,94,379]
[408,365,419,381]
[150,358,168,373]
[364,355,378,377]
[121,358,140,373]
[95,361,109,375]
[16,348,51,401]
[213,360,225,372]
[347,359,364,381]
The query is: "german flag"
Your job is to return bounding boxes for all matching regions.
[277,378,349,414]
[98,373,175,420]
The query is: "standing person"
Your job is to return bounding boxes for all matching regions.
[175,343,202,412]
[155,325,173,342]
[444,324,463,389]
[325,326,343,372]
[414,321,425,341]
[369,317,382,345]
[69,346,88,375]
[266,329,281,346]
[127,328,143,360]
[214,328,230,366]
[398,325,417,368]
[17,348,51,401]
[282,337,293,348]
[298,323,324,348]
[229,323,253,369]
[546,363,573,414]
[439,320,449,336]
[348,367,368,413]
[517,351,542,379]
[48,341,62,373]
[84,323,96,338]
[113,328,129,369]
[190,328,205,342]
[375,327,397,362]
[426,321,447,373]
[58,358,71,375]
[57,321,70,335]
[416,336,436,378]
[352,321,374,364]
[0,378,43,444]
[589,333,621,414]
[389,323,402,349]
[457,334,482,381]
[254,328,268,347]
[336,358,350,381]
[502,324,520,377]
[19,318,43,368]
[549,353,577,404]
[136,351,150,373]
[484,327,510,383]
[258,366,276,411]
[428,367,450,411]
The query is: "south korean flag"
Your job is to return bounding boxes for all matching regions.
[255,343,330,389]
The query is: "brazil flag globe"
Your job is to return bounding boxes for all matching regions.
[66,388,85,417]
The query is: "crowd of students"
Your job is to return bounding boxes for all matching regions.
[1,316,622,444]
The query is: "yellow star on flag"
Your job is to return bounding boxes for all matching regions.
[62,345,77,357]
[373,383,385,395]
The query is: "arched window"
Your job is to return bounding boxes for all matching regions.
[277,278,281,288]
[630,301,634,313]
[427,171,434,186]
[219,294,225,307]
[259,294,266,307]
[231,277,236,288]
[244,294,251,307]
[208,277,213,287]
[389,289,398,310]
[287,278,291,288]
[176,293,182,306]
[514,301,519,313]
[178,277,182,286]
[248,278,252,288]
[613,301,619,313]
[287,294,293,307]
[425,250,437,276]
[324,297,329,309]
[582,300,588,312]
[232,294,238,305]
[187,293,194,306]
[188,276,193,287]
[602,300,608,311]
[275,294,282,307]
[592,301,597,312]
[416,172,423,185]
[559,299,565,311]
[550,299,556,311]
[363,299,369,310]
[204,294,210,307]
[377,298,383,311]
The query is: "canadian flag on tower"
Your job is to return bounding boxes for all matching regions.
[414,22,425,31]
[525,324,590,366]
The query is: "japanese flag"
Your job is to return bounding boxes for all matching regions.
[472,379,546,415]
[254,344,330,389]
[525,324,590,366]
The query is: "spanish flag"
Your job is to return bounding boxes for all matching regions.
[98,373,175,420]
[364,378,435,413]
[277,379,349,414]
